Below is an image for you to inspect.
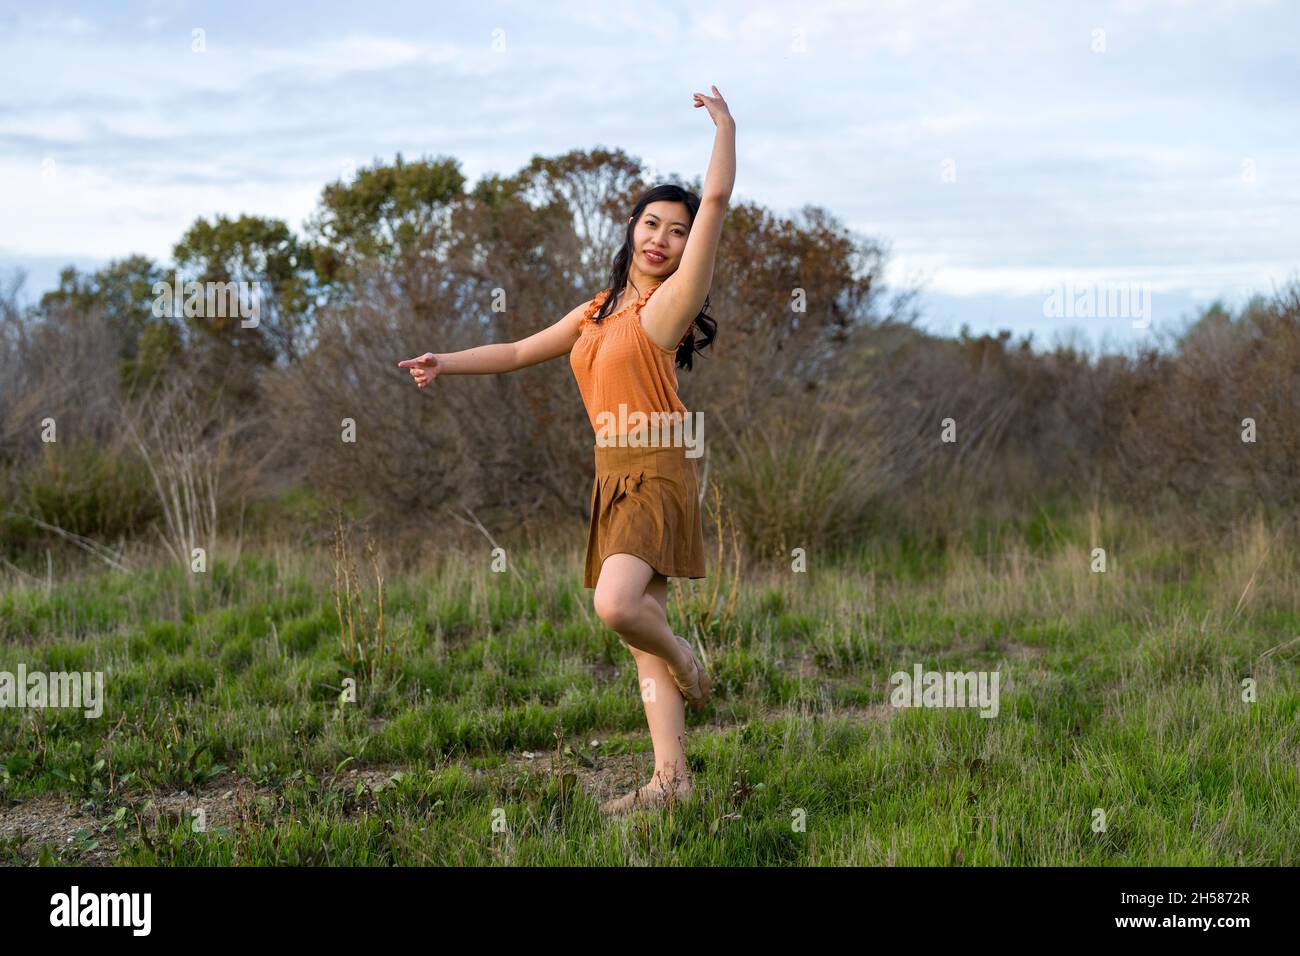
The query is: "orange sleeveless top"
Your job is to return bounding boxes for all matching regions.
[569,283,689,438]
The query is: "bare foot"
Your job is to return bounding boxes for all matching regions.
[599,772,694,815]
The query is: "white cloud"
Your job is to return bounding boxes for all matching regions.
[255,34,463,78]
[20,14,96,34]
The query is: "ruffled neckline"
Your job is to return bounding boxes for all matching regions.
[582,282,663,323]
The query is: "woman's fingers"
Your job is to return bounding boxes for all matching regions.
[402,362,430,388]
[398,352,435,368]
[408,364,436,388]
[693,87,726,119]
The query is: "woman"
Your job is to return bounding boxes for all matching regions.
[399,86,735,814]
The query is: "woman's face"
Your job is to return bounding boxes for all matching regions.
[630,200,691,276]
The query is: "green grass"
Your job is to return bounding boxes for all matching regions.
[1,500,1298,865]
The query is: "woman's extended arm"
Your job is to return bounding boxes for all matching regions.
[641,86,735,352]
[398,299,590,387]
[697,86,736,202]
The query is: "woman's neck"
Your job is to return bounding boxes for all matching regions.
[616,272,662,309]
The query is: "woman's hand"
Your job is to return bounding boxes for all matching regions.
[692,84,733,127]
[397,352,440,388]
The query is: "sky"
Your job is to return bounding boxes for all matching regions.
[1,0,1297,356]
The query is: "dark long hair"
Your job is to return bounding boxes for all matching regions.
[589,184,718,371]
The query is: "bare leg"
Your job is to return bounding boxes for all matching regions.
[592,553,692,669]
[593,553,696,812]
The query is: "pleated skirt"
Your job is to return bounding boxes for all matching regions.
[583,441,707,589]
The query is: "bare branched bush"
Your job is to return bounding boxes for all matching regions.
[1106,283,1300,530]
[0,295,122,465]
[122,377,248,570]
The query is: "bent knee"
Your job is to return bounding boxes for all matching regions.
[593,591,641,634]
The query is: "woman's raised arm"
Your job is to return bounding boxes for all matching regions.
[641,85,735,352]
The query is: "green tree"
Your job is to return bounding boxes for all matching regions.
[304,153,467,322]
[172,213,314,365]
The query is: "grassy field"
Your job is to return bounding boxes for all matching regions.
[1,500,1297,866]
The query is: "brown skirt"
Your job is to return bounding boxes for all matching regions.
[583,441,707,589]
